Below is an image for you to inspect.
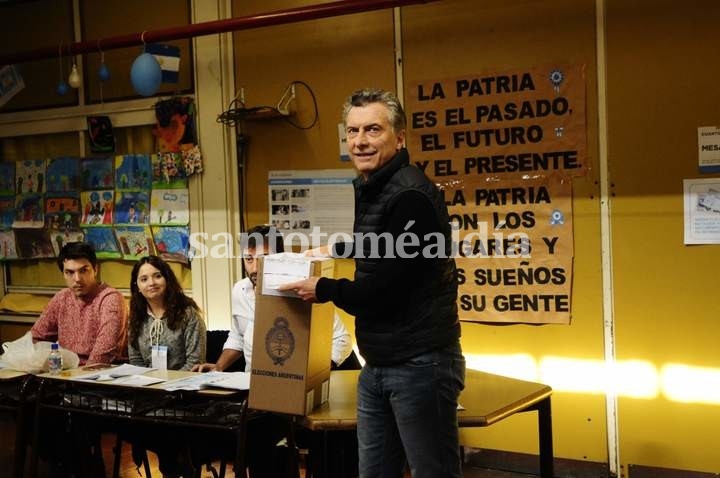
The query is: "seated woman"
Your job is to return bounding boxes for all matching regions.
[128,255,206,370]
[126,255,207,477]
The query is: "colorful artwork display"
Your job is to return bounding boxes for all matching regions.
[46,157,80,193]
[16,160,45,194]
[49,230,85,256]
[0,197,14,230]
[153,96,197,153]
[115,226,156,260]
[115,191,150,224]
[45,195,81,231]
[81,157,114,190]
[81,190,114,225]
[116,154,152,190]
[87,116,116,154]
[0,231,18,260]
[14,194,43,227]
[150,189,189,225]
[152,152,189,188]
[1,154,191,262]
[84,227,121,259]
[0,163,15,195]
[15,228,54,258]
[152,226,190,264]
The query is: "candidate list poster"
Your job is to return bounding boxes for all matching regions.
[406,64,584,324]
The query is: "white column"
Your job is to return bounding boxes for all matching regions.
[190,0,241,329]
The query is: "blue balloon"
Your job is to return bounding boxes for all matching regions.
[56,80,69,96]
[98,63,111,82]
[130,52,162,96]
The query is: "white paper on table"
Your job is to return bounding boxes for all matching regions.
[111,375,166,386]
[261,253,313,297]
[155,371,232,391]
[108,364,157,377]
[73,363,157,381]
[201,372,251,391]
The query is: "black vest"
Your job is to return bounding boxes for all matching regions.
[352,149,460,365]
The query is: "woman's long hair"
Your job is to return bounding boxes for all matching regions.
[128,255,200,348]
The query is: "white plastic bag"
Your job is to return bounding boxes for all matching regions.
[0,331,79,373]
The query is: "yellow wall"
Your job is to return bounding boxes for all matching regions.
[401,0,607,463]
[607,0,720,471]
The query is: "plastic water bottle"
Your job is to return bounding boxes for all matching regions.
[48,342,63,375]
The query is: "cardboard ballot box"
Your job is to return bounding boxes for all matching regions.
[249,254,335,415]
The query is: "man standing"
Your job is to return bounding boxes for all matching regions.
[279,88,465,478]
[31,241,127,365]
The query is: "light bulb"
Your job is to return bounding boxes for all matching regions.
[68,64,81,88]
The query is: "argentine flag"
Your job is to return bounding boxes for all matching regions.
[146,43,180,83]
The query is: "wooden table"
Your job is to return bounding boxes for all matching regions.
[26,368,249,478]
[297,369,554,478]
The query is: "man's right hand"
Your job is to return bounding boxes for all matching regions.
[192,363,217,372]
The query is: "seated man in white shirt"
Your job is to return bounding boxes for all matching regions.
[193,224,353,373]
[192,224,353,478]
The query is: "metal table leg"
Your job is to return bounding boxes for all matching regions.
[536,396,554,478]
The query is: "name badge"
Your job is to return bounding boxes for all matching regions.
[151,345,168,370]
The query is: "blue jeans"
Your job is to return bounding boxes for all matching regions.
[357,342,466,478]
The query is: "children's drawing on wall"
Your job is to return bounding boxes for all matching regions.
[15,159,45,194]
[116,154,152,190]
[84,226,121,259]
[152,152,189,188]
[150,188,189,225]
[87,115,116,154]
[115,191,149,224]
[14,228,54,258]
[115,225,156,260]
[81,157,114,190]
[0,231,18,260]
[181,145,203,176]
[46,157,80,193]
[0,196,14,230]
[45,195,81,231]
[13,194,43,227]
[49,230,85,257]
[151,226,189,263]
[81,190,114,225]
[153,97,197,153]
[0,162,15,195]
